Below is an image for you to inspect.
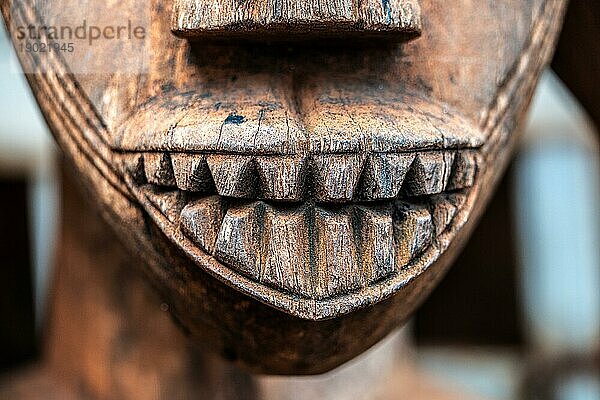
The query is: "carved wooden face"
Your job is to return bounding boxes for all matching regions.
[2,0,565,374]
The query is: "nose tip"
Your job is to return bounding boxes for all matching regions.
[171,0,422,41]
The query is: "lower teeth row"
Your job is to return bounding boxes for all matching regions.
[142,186,466,299]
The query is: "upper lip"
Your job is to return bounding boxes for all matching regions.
[114,81,485,157]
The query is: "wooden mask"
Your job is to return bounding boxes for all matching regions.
[2,0,567,374]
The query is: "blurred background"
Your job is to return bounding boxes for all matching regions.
[1,13,599,400]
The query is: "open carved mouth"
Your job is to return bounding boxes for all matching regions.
[115,87,484,318]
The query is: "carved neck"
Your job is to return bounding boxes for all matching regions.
[42,167,414,400]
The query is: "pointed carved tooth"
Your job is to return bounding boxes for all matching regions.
[144,186,188,223]
[312,154,365,202]
[171,153,214,192]
[256,156,306,201]
[355,206,395,284]
[447,151,479,190]
[214,202,264,280]
[207,155,257,198]
[394,203,433,268]
[121,153,146,184]
[180,196,226,254]
[402,152,454,196]
[144,153,177,187]
[260,206,311,295]
[143,153,175,187]
[430,195,459,235]
[358,153,415,200]
[314,207,362,298]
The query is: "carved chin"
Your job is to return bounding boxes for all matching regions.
[115,92,484,320]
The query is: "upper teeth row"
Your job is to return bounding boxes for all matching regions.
[121,150,479,202]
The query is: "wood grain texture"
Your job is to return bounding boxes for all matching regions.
[172,0,422,40]
[180,195,225,253]
[261,206,312,294]
[1,0,568,375]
